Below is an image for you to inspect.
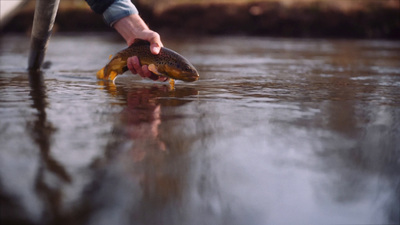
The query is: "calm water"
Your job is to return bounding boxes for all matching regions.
[1,34,399,225]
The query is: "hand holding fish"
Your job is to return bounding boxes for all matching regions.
[114,14,167,81]
[127,56,169,82]
[96,40,199,83]
[97,12,198,83]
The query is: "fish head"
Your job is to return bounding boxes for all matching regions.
[164,59,199,82]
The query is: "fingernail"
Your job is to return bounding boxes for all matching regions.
[152,46,160,54]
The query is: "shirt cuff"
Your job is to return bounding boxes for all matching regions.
[103,0,139,27]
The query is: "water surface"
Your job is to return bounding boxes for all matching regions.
[1,34,399,225]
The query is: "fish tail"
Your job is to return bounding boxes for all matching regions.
[96,67,105,79]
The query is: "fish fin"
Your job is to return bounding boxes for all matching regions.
[96,67,105,79]
[108,54,113,60]
[169,79,175,90]
[108,71,118,81]
[148,64,164,76]
[109,58,127,73]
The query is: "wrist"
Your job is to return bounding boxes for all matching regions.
[113,14,149,45]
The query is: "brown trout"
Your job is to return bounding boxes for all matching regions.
[97,40,199,82]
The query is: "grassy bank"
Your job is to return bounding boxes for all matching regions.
[2,0,399,39]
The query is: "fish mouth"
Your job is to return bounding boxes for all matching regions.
[166,66,199,82]
[181,73,199,82]
[169,71,199,82]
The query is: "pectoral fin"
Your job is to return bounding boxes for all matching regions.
[97,67,105,79]
[97,68,118,81]
[108,71,118,81]
[148,64,164,76]
[169,78,175,90]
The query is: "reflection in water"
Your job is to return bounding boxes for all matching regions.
[315,77,400,223]
[0,35,399,225]
[0,71,72,225]
[81,82,199,225]
[29,72,72,225]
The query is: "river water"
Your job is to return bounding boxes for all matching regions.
[1,34,399,225]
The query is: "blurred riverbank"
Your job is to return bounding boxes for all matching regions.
[2,0,400,39]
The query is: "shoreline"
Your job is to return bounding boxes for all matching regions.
[2,1,399,39]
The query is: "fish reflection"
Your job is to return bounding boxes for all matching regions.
[120,86,170,160]
[83,82,198,225]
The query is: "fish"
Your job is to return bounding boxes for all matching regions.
[96,40,199,82]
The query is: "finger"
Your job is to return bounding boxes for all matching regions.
[150,43,161,55]
[141,65,151,78]
[142,65,158,81]
[127,57,137,74]
[149,33,163,54]
[133,56,146,78]
[157,76,169,82]
[137,31,163,55]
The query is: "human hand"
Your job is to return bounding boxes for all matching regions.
[127,56,169,81]
[114,14,168,81]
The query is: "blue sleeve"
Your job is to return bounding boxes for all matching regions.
[102,0,139,26]
[85,0,115,14]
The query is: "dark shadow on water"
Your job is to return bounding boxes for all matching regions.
[1,71,73,225]
[28,71,72,225]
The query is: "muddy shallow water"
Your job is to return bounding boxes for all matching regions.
[1,34,399,225]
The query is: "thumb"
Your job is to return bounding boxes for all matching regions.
[145,31,162,54]
[150,43,161,55]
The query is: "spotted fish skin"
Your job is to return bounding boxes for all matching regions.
[97,40,199,82]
